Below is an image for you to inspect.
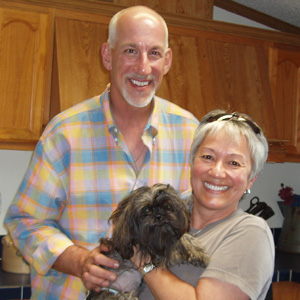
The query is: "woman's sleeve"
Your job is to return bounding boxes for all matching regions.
[201,221,275,299]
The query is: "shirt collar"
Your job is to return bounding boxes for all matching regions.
[100,83,158,141]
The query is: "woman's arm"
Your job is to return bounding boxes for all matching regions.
[141,267,249,300]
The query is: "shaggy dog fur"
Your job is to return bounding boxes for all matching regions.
[87,183,209,300]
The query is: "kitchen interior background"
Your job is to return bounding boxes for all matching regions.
[0,6,299,235]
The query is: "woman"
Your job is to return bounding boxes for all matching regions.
[136,110,275,300]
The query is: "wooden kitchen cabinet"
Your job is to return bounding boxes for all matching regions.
[156,24,300,162]
[52,13,110,114]
[268,45,300,159]
[1,0,300,163]
[50,9,300,162]
[0,2,54,150]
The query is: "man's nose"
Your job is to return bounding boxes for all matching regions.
[136,53,152,75]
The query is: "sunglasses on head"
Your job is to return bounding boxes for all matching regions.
[205,113,261,135]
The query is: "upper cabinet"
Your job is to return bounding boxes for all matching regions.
[0,2,54,149]
[268,45,300,160]
[52,13,110,113]
[1,0,300,163]
[156,25,300,161]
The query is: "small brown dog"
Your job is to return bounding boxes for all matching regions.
[87,183,209,300]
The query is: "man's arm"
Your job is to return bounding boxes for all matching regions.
[53,244,120,292]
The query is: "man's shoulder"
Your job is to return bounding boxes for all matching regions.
[154,96,199,124]
[43,95,103,136]
[58,96,102,120]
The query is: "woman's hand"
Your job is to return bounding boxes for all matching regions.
[130,245,151,270]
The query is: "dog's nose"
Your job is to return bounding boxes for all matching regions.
[155,214,163,222]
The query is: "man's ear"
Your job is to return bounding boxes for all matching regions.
[101,43,112,71]
[163,48,173,75]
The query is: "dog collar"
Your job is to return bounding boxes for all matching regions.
[140,263,155,277]
[101,287,119,295]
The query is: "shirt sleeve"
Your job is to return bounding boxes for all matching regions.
[4,138,74,276]
[201,221,275,300]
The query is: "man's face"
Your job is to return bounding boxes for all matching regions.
[105,13,172,108]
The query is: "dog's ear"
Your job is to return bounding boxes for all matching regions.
[109,192,137,259]
[164,184,190,234]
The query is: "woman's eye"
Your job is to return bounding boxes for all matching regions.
[202,155,213,160]
[230,161,241,167]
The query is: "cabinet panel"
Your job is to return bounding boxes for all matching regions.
[114,0,214,19]
[0,6,53,147]
[54,17,109,112]
[159,28,276,130]
[158,34,210,120]
[158,25,300,160]
[269,47,300,154]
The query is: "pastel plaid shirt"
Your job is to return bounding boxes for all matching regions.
[5,85,199,299]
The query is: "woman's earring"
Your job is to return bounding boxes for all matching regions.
[244,189,251,194]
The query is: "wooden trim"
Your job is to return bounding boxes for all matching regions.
[214,0,300,35]
[3,0,300,46]
[2,0,125,16]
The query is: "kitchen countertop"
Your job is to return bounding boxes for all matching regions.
[0,262,30,288]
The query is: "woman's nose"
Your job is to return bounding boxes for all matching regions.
[209,161,226,178]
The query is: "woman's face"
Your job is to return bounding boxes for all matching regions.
[191,129,257,216]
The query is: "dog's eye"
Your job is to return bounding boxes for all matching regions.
[167,203,172,210]
[142,206,150,214]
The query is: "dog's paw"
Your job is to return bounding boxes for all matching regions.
[173,233,210,267]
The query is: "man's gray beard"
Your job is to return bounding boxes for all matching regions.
[122,87,155,108]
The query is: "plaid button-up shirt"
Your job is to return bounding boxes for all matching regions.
[5,85,199,299]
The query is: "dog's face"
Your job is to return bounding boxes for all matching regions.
[109,184,190,265]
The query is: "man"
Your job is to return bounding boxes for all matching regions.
[5,6,199,299]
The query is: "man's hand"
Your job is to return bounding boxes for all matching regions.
[53,244,120,293]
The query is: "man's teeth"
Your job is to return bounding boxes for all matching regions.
[131,79,149,86]
[204,182,228,191]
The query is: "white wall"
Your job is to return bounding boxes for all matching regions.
[0,149,298,234]
[0,150,33,235]
[0,8,296,234]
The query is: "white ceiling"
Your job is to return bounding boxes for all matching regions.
[233,0,300,28]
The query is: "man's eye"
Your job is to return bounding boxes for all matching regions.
[125,49,136,54]
[151,50,161,56]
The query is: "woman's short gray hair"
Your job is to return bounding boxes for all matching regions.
[190,110,269,180]
[107,6,169,50]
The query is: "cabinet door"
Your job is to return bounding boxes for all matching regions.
[0,6,53,149]
[158,27,277,136]
[268,46,300,156]
[54,16,109,112]
[157,25,300,161]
